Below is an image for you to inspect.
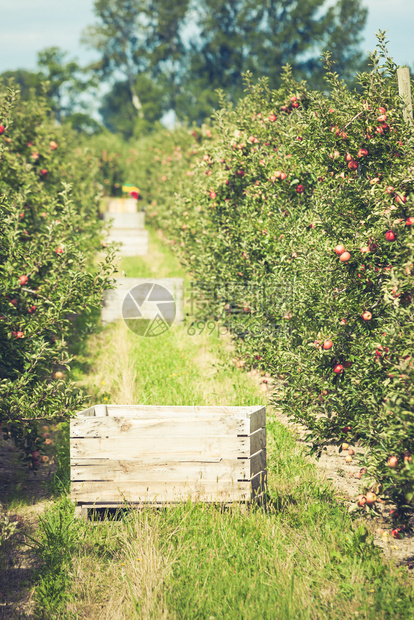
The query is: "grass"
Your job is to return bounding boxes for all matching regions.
[19,228,414,618]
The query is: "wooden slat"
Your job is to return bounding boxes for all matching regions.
[70,450,265,483]
[74,405,266,435]
[71,479,252,503]
[71,416,250,439]
[249,449,266,478]
[70,435,248,461]
[71,459,247,482]
[250,470,267,498]
[250,428,266,454]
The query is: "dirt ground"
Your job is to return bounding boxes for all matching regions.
[0,435,54,619]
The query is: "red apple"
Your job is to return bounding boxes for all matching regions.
[268,114,277,122]
[323,340,333,350]
[49,140,58,150]
[56,246,64,254]
[339,251,351,262]
[357,495,366,507]
[0,125,4,135]
[391,528,403,539]
[405,217,414,226]
[385,231,396,241]
[395,195,407,204]
[296,184,304,193]
[40,168,48,176]
[365,492,377,505]
[387,456,398,468]
[357,148,368,158]
[280,172,287,180]
[333,364,344,374]
[334,244,346,255]
[32,450,41,459]
[345,153,353,162]
[19,275,28,285]
[209,191,217,199]
[362,311,372,321]
[348,160,358,171]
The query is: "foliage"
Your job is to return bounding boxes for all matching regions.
[0,86,116,457]
[119,37,414,511]
[82,0,368,126]
[99,75,165,138]
[0,47,100,132]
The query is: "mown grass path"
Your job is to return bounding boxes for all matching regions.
[30,228,414,619]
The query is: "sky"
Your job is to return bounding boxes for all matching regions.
[0,0,413,75]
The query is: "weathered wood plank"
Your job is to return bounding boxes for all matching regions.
[75,405,265,435]
[250,470,267,497]
[71,459,247,482]
[249,428,266,454]
[101,278,184,324]
[104,212,145,229]
[71,451,265,483]
[249,449,266,478]
[70,435,248,461]
[105,197,138,213]
[71,415,253,439]
[71,480,252,503]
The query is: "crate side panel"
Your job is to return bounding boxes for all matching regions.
[250,470,267,499]
[71,435,249,461]
[71,480,251,503]
[249,428,266,455]
[248,407,266,434]
[71,415,244,438]
[71,458,247,482]
[248,449,267,478]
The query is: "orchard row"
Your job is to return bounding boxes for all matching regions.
[111,45,414,513]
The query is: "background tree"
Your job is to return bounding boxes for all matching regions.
[179,0,368,121]
[82,0,190,130]
[99,74,165,137]
[0,48,99,130]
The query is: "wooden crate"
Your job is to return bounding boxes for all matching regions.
[102,197,138,213]
[104,212,145,229]
[101,277,185,325]
[107,228,149,256]
[71,405,266,517]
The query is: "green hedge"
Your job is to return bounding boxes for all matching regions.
[108,41,414,514]
[0,86,115,458]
